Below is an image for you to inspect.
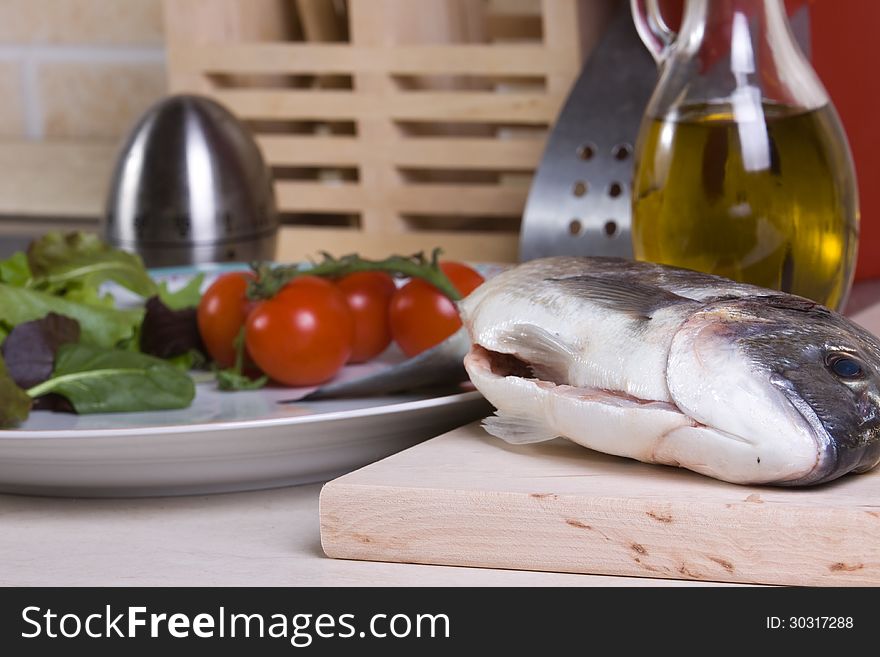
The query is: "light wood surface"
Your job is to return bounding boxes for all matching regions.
[0,140,116,219]
[210,89,562,123]
[272,182,528,215]
[0,484,727,586]
[163,0,301,93]
[162,0,614,259]
[320,422,880,586]
[170,43,563,75]
[257,134,545,168]
[276,226,518,263]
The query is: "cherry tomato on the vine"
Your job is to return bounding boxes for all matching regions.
[197,271,255,368]
[389,261,484,358]
[436,261,485,298]
[245,276,354,387]
[337,271,397,363]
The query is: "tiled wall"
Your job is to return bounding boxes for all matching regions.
[0,0,167,140]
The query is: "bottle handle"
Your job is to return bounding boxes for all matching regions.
[631,0,677,64]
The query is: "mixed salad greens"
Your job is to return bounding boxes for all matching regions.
[0,232,201,428]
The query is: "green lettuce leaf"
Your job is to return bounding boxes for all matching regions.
[158,273,205,310]
[166,349,208,371]
[0,353,31,428]
[216,369,268,391]
[27,231,158,298]
[62,284,117,309]
[0,251,32,286]
[0,283,142,348]
[27,343,195,414]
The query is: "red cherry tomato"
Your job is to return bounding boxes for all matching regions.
[337,271,397,363]
[389,261,485,358]
[437,261,485,297]
[197,271,255,368]
[245,276,354,387]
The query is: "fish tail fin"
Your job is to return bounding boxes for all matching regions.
[482,410,559,445]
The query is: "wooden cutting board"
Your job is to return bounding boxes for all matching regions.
[319,421,880,585]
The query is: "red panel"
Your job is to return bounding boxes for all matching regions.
[808,0,880,280]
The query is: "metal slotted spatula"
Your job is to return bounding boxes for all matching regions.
[519,3,656,261]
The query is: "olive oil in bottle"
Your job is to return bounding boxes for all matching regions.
[631,102,858,310]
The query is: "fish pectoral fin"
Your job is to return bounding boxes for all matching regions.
[546,275,692,319]
[482,411,559,445]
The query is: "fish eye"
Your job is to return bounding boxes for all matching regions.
[826,353,864,379]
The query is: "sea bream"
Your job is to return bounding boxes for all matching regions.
[460,256,880,486]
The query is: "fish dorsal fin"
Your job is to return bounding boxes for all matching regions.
[483,411,559,445]
[495,323,573,383]
[547,275,692,319]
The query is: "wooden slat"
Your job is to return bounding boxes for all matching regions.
[390,136,544,169]
[275,183,527,217]
[347,0,399,233]
[214,90,561,123]
[388,92,559,123]
[168,43,557,76]
[395,42,555,74]
[257,136,362,166]
[277,225,519,263]
[389,184,528,216]
[274,181,366,212]
[541,0,585,65]
[257,135,545,169]
[212,90,361,120]
[541,0,616,94]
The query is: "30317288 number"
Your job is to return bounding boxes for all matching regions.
[766,616,854,629]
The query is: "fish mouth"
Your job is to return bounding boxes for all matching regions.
[478,347,536,380]
[470,344,669,407]
[771,377,880,485]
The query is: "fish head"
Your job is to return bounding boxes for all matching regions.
[668,295,880,485]
[751,297,880,483]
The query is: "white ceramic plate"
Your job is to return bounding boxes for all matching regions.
[0,264,491,497]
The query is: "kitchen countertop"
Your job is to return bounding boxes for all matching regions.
[5,285,879,588]
[0,483,725,587]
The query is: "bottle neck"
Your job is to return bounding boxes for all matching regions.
[680,0,789,64]
[670,0,826,111]
[682,0,787,30]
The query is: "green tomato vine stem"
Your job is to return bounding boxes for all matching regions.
[247,248,462,302]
